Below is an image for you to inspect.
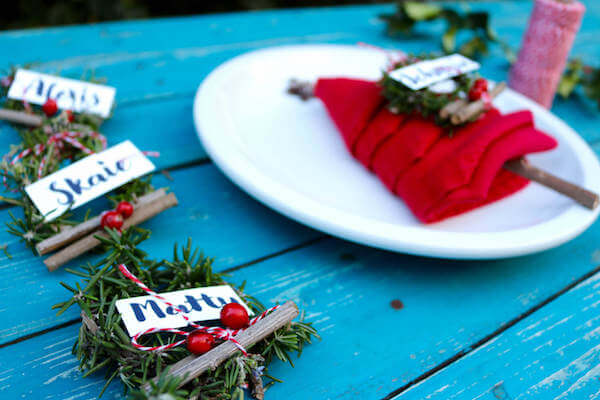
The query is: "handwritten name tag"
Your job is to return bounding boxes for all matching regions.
[116,285,253,336]
[389,54,480,91]
[25,140,155,221]
[7,69,116,118]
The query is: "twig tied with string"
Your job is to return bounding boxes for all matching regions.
[0,67,156,256]
[287,77,599,210]
[53,230,318,399]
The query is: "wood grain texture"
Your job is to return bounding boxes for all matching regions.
[0,164,319,343]
[396,272,600,400]
[44,192,179,271]
[146,301,299,390]
[0,4,597,167]
[0,109,42,126]
[36,188,167,255]
[504,157,600,210]
[3,235,600,399]
[0,1,598,399]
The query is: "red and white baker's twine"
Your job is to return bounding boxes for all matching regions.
[2,130,159,192]
[2,130,107,191]
[117,264,279,355]
[481,91,492,110]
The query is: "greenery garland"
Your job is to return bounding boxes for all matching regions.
[54,228,318,399]
[378,54,479,129]
[0,67,318,398]
[380,1,514,61]
[0,67,154,252]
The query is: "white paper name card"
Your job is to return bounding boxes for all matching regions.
[389,54,480,90]
[8,69,116,118]
[116,285,253,336]
[25,140,155,221]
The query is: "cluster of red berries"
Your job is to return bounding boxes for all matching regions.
[186,302,250,355]
[468,78,488,101]
[41,98,74,122]
[100,201,134,230]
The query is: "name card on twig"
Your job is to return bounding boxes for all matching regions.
[116,285,253,336]
[25,140,155,221]
[389,54,480,90]
[7,69,116,118]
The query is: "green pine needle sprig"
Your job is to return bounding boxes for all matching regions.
[378,54,477,130]
[54,229,319,399]
[0,67,154,252]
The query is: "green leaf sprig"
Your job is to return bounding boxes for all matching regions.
[557,59,600,109]
[380,1,514,61]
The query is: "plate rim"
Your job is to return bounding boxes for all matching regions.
[193,44,600,259]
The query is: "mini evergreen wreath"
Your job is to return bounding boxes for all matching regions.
[0,67,318,399]
[287,51,499,132]
[54,228,318,399]
[378,55,494,129]
[380,56,472,120]
[380,2,600,110]
[0,67,154,254]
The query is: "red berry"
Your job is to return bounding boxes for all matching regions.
[116,201,134,218]
[468,86,485,101]
[100,211,123,230]
[42,98,58,117]
[220,303,249,330]
[66,110,74,123]
[186,331,214,355]
[473,78,488,91]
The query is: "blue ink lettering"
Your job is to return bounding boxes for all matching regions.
[130,300,166,322]
[49,181,74,205]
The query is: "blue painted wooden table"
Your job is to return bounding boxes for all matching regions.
[0,2,599,399]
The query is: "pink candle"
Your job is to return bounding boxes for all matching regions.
[509,0,585,108]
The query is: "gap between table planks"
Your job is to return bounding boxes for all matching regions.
[2,237,600,399]
[0,5,598,161]
[0,239,600,399]
[4,150,600,346]
[0,163,321,344]
[394,271,600,400]
[0,2,599,399]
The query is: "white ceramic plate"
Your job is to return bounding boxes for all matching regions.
[193,44,600,259]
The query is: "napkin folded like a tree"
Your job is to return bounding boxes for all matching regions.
[315,78,558,223]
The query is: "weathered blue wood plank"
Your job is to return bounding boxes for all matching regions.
[0,95,205,170]
[0,1,598,399]
[0,163,319,343]
[0,326,123,399]
[0,7,394,104]
[0,7,389,170]
[396,272,600,400]
[0,1,591,94]
[2,232,600,399]
[0,3,598,169]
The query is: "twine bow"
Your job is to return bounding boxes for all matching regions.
[117,264,279,355]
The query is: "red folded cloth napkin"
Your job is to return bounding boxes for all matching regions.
[314,78,558,223]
